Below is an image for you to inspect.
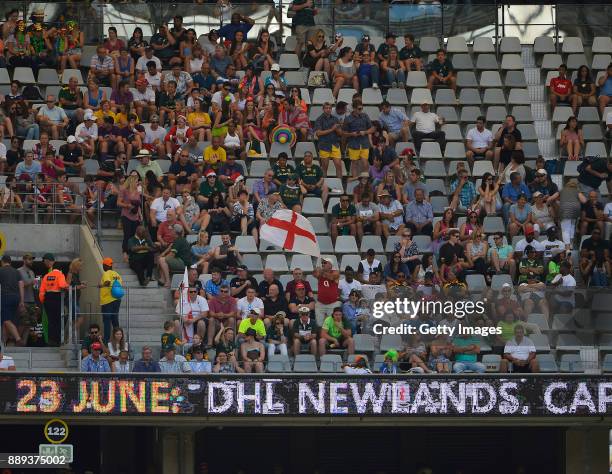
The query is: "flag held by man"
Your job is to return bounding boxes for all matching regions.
[260,210,320,257]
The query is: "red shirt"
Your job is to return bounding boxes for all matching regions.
[209,296,238,315]
[550,76,572,96]
[157,220,177,245]
[317,276,339,304]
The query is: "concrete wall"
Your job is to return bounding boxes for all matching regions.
[0,224,80,260]
[78,225,105,334]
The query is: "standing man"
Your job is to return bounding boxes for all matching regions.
[0,256,24,346]
[314,102,343,179]
[313,258,340,325]
[343,99,375,177]
[290,0,316,56]
[38,253,67,346]
[99,257,123,344]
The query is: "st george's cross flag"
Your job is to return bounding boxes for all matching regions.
[260,209,320,257]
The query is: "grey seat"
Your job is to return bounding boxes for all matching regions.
[466,274,487,291]
[13,67,36,84]
[552,106,573,123]
[434,89,457,105]
[293,354,318,372]
[592,54,612,71]
[564,161,580,177]
[522,141,541,159]
[460,106,482,123]
[0,69,10,84]
[360,235,384,253]
[583,124,604,141]
[541,54,562,70]
[337,88,358,105]
[473,161,495,177]
[242,254,264,271]
[519,123,537,141]
[37,68,60,85]
[480,71,503,88]
[603,354,612,373]
[386,88,409,105]
[585,142,606,157]
[385,236,401,252]
[512,105,533,122]
[483,216,504,233]
[235,236,258,253]
[302,197,324,215]
[537,353,559,373]
[508,88,530,105]
[500,37,521,54]
[270,142,292,159]
[441,124,463,141]
[562,37,584,54]
[425,178,447,195]
[319,354,343,373]
[423,160,446,177]
[482,354,501,372]
[501,54,523,70]
[577,107,601,123]
[436,106,458,122]
[420,36,440,53]
[533,36,555,55]
[363,87,383,105]
[447,36,468,53]
[354,334,376,354]
[267,354,291,373]
[334,236,358,254]
[380,334,403,352]
[459,88,481,105]
[483,89,505,105]
[84,159,100,175]
[491,274,513,290]
[566,54,588,71]
[444,142,466,159]
[486,105,508,123]
[430,196,449,214]
[505,71,527,88]
[413,235,433,253]
[312,88,334,104]
[294,141,318,158]
[475,54,498,71]
[473,37,495,54]
[308,217,329,235]
[457,71,478,88]
[278,53,300,69]
[284,70,307,86]
[560,354,584,373]
[61,69,84,85]
[593,36,612,54]
[451,54,474,70]
[420,142,442,158]
[527,313,550,330]
[363,106,380,121]
[406,71,427,88]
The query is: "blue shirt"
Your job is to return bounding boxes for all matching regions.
[15,160,42,180]
[132,359,162,372]
[217,22,253,41]
[81,355,111,372]
[502,182,531,203]
[378,108,408,134]
[204,278,229,297]
[404,200,433,224]
[601,76,612,97]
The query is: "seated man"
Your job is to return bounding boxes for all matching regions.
[210,233,242,273]
[378,101,410,146]
[517,245,549,318]
[404,188,433,235]
[452,334,486,373]
[355,194,382,241]
[330,195,357,244]
[465,116,494,168]
[427,48,456,91]
[449,169,477,212]
[297,151,328,206]
[501,324,539,373]
[37,95,69,140]
[292,306,319,356]
[175,286,209,347]
[378,190,405,238]
[408,101,445,153]
[288,282,316,320]
[318,307,355,356]
[549,64,573,110]
[488,233,517,281]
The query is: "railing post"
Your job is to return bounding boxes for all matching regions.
[554,3,560,53]
[126,286,131,344]
[68,286,74,346]
[495,0,500,50]
[60,291,65,346]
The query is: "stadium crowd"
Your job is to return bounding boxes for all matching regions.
[0,3,611,376]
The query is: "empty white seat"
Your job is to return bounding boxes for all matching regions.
[436,106,458,122]
[335,236,358,254]
[459,88,481,105]
[84,159,100,175]
[319,354,343,373]
[37,68,60,85]
[483,216,504,233]
[446,36,468,53]
[13,67,36,84]
[430,196,449,214]
[265,254,289,272]
[337,88,357,104]
[284,70,307,86]
[278,54,300,69]
[444,142,465,159]
[386,88,409,105]
[505,70,527,88]
[566,54,588,71]
[533,36,555,55]
[294,141,317,158]
[235,236,258,253]
[413,235,432,253]
[541,54,562,70]
[473,161,495,177]
[501,54,523,70]
[483,89,506,105]
[551,106,573,123]
[577,107,600,122]
[583,124,603,141]
[362,87,383,105]
[302,197,324,215]
[511,105,533,122]
[325,177,344,194]
[0,69,10,84]
[475,54,498,71]
[592,54,612,71]
[242,254,264,271]
[339,254,360,271]
[410,88,433,104]
[423,160,446,177]
[354,334,376,353]
[363,106,380,121]
[267,354,291,373]
[249,160,270,177]
[420,142,442,158]
[405,71,427,88]
[473,37,495,53]
[508,88,530,104]
[457,71,478,88]
[290,254,314,272]
[561,37,584,54]
[312,88,334,104]
[61,69,84,85]
[460,106,482,123]
[419,37,440,53]
[499,37,521,54]
[360,235,384,253]
[466,274,487,290]
[451,53,474,70]
[519,123,537,140]
[491,274,513,289]
[434,88,457,105]
[585,142,607,157]
[593,36,612,54]
[441,124,463,141]
[480,71,503,88]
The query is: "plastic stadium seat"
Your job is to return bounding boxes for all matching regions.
[560,354,584,373]
[446,36,468,53]
[334,236,358,254]
[480,71,503,88]
[593,36,612,54]
[486,106,508,123]
[293,354,318,372]
[551,106,573,123]
[419,142,442,158]
[314,236,332,255]
[419,36,440,53]
[457,71,478,88]
[425,178,447,195]
[433,106,456,123]
[249,160,269,177]
[466,274,486,291]
[523,142,541,159]
[537,354,559,373]
[278,54,300,70]
[413,235,433,253]
[354,334,376,354]
[360,235,384,253]
[533,36,555,55]
[423,160,446,178]
[566,54,588,71]
[472,161,495,177]
[157,159,171,174]
[430,196,449,214]
[61,69,84,85]
[604,354,612,373]
[267,354,291,373]
[386,88,409,105]
[459,88,481,105]
[499,37,521,54]
[362,87,383,105]
[308,217,328,235]
[585,142,607,157]
[518,123,537,141]
[84,159,100,175]
[557,334,591,351]
[449,161,469,176]
[284,36,297,51]
[475,54,498,71]
[380,334,403,352]
[285,70,307,86]
[312,88,334,104]
[385,236,401,252]
[395,141,416,155]
[483,89,506,105]
[320,354,343,373]
[270,142,292,159]
[541,54,562,70]
[505,70,527,88]
[501,54,523,70]
[38,68,59,85]
[529,334,552,352]
[451,54,474,70]
[302,197,324,215]
[434,89,457,105]
[13,67,36,84]
[593,54,612,71]
[562,37,584,54]
[0,69,9,84]
[527,313,550,330]
[444,142,466,159]
[564,161,580,177]
[326,197,339,214]
[363,106,380,121]
[442,124,463,142]
[409,89,432,106]
[294,141,317,158]
[337,88,357,105]
[491,274,513,290]
[242,254,264,272]
[460,106,482,123]
[406,71,427,89]
[341,36,358,51]
[508,88,530,105]
[472,37,494,54]
[511,106,533,123]
[235,236,258,253]
[583,124,604,141]
[339,254,360,271]
[482,354,501,372]
[483,216,504,233]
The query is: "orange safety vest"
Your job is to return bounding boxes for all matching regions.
[39,268,68,303]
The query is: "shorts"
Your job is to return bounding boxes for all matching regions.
[348,147,369,161]
[294,25,314,45]
[165,256,186,273]
[319,145,341,160]
[511,362,533,373]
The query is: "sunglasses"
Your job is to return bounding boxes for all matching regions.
[90,331,99,334]
[189,290,197,293]
[220,289,229,293]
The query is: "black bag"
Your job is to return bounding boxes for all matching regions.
[22,85,43,101]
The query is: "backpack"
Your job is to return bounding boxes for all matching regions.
[111,278,125,299]
[22,85,43,101]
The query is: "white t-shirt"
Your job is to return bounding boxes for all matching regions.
[358,258,382,282]
[145,126,167,145]
[504,337,536,361]
[554,274,576,306]
[466,127,493,149]
[237,296,264,320]
[150,196,181,222]
[514,238,544,255]
[211,90,236,106]
[190,57,204,74]
[75,122,98,142]
[540,239,565,259]
[338,278,362,301]
[0,355,15,370]
[136,55,162,72]
[0,142,6,160]
[176,295,210,342]
[144,72,162,91]
[133,88,156,104]
[411,111,440,133]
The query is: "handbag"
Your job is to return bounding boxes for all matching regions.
[111,278,125,299]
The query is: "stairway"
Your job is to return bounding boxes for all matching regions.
[5,345,79,371]
[98,229,174,357]
[522,45,557,160]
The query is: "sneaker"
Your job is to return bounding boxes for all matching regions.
[372,82,379,89]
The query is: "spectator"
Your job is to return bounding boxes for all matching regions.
[549,64,573,109]
[343,356,371,374]
[494,115,522,171]
[252,168,277,204]
[161,320,182,356]
[449,168,477,212]
[580,190,605,237]
[240,328,266,373]
[176,285,209,346]
[252,29,276,71]
[560,116,584,161]
[356,36,380,90]
[210,234,242,273]
[149,187,182,229]
[304,30,339,78]
[313,258,340,324]
[330,195,356,244]
[572,65,596,114]
[81,342,111,372]
[465,116,494,168]
[213,350,244,373]
[399,33,423,71]
[258,268,284,299]
[378,189,405,238]
[237,288,265,322]
[89,46,114,86]
[529,168,560,221]
[598,64,612,115]
[159,346,191,373]
[188,347,212,373]
[256,191,285,225]
[39,254,68,347]
[0,345,16,371]
[209,287,238,346]
[59,76,85,123]
[58,136,84,177]
[297,151,328,206]
[459,209,483,243]
[355,193,382,241]
[409,101,445,153]
[502,172,531,224]
[508,193,535,238]
[404,188,433,235]
[577,155,610,197]
[266,313,289,358]
[37,95,69,140]
[427,49,456,91]
[501,325,539,373]
[314,102,343,179]
[332,47,359,99]
[106,327,129,366]
[517,245,549,316]
[286,270,315,302]
[357,249,383,284]
[0,255,24,346]
[292,307,318,356]
[381,46,405,88]
[127,225,155,287]
[338,266,362,302]
[318,307,354,356]
[132,346,161,372]
[580,227,610,286]
[158,224,193,288]
[378,100,410,146]
[452,334,486,373]
[99,257,123,343]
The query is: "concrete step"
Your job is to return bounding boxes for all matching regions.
[528,85,546,102]
[128,335,161,343]
[524,67,541,86]
[521,45,536,68]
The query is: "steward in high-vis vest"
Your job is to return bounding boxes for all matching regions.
[39,253,67,346]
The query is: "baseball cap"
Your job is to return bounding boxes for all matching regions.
[67,135,77,144]
[271,63,280,72]
[533,191,543,198]
[362,34,370,41]
[524,224,535,235]
[249,308,261,316]
[205,170,217,177]
[366,248,376,256]
[298,305,310,313]
[42,253,55,261]
[536,168,548,176]
[275,311,287,318]
[275,90,286,98]
[91,342,102,351]
[321,257,333,264]
[102,257,113,266]
[502,283,512,289]
[377,190,391,198]
[296,282,306,290]
[84,110,94,121]
[237,264,248,271]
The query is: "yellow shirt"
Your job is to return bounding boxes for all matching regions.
[238,318,266,338]
[115,112,140,128]
[203,146,226,166]
[94,110,117,124]
[100,270,123,305]
[187,112,211,128]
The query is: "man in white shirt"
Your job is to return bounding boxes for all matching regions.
[540,226,566,259]
[408,101,445,153]
[176,287,210,343]
[550,261,576,312]
[513,225,545,256]
[338,267,362,301]
[74,110,98,158]
[501,325,539,373]
[143,116,167,159]
[211,81,236,107]
[135,47,162,73]
[357,249,383,284]
[0,140,6,171]
[377,190,405,238]
[465,115,493,168]
[133,77,156,122]
[150,187,182,225]
[0,346,15,371]
[236,288,264,320]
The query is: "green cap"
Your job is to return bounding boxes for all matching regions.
[384,349,398,362]
[42,253,55,261]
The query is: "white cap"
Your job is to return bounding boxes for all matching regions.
[84,110,94,121]
[271,63,281,72]
[67,135,77,144]
[536,168,547,176]
[502,283,512,289]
